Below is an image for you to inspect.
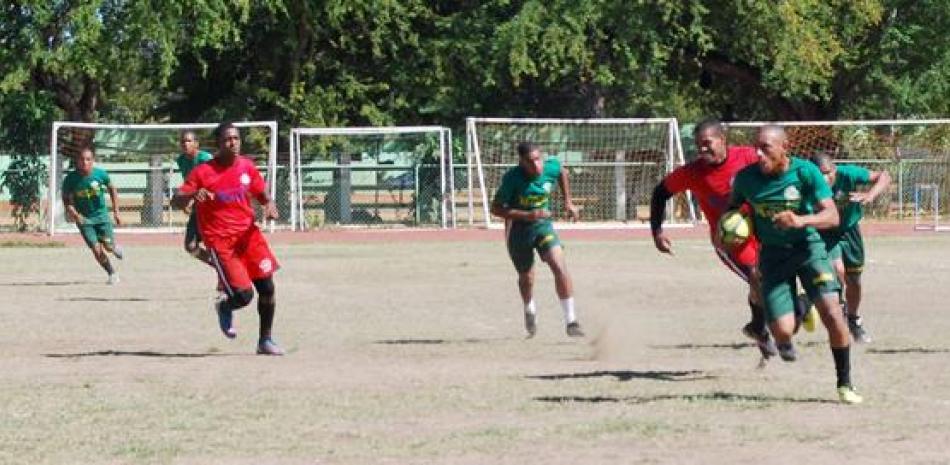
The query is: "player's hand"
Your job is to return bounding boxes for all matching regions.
[652,231,674,255]
[113,213,122,226]
[849,191,874,205]
[772,210,804,229]
[194,188,214,203]
[263,201,279,220]
[183,201,192,215]
[71,213,85,225]
[565,202,580,222]
[528,209,552,221]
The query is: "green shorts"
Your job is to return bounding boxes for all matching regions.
[760,240,840,322]
[824,226,865,274]
[78,220,115,249]
[506,220,561,273]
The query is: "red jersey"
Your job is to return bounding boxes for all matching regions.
[663,146,758,235]
[180,155,267,245]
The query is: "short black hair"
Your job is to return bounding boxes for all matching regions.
[693,118,725,138]
[809,152,834,168]
[213,121,238,141]
[179,130,197,141]
[516,142,539,159]
[77,145,95,157]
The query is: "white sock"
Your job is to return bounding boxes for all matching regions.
[524,299,536,315]
[560,297,576,324]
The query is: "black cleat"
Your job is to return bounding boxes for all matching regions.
[742,322,778,359]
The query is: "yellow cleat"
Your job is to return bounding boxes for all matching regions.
[803,305,818,333]
[837,385,864,404]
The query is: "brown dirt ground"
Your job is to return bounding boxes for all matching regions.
[1,224,948,464]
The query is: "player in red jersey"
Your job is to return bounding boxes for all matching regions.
[649,119,777,359]
[173,122,284,355]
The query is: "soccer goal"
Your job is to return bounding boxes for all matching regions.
[48,121,280,236]
[464,117,696,228]
[289,126,454,230]
[724,119,950,226]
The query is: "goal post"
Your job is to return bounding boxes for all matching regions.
[464,117,696,228]
[48,121,280,236]
[723,119,950,226]
[290,126,454,230]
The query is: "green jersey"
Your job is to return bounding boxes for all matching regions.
[493,157,562,217]
[731,157,832,247]
[827,164,871,232]
[176,150,213,180]
[62,167,113,224]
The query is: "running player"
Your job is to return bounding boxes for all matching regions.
[172,122,283,355]
[62,146,124,284]
[176,130,213,264]
[810,154,891,343]
[650,119,777,359]
[730,125,862,404]
[490,142,584,338]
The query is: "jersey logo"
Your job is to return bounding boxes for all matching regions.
[240,173,251,186]
[259,258,273,273]
[90,180,100,189]
[783,186,801,201]
[543,182,553,193]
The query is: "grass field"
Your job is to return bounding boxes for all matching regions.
[2,233,949,464]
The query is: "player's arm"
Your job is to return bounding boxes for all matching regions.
[850,170,891,205]
[172,171,211,210]
[107,184,122,226]
[649,182,676,254]
[773,198,840,230]
[62,192,83,224]
[557,166,579,221]
[248,164,278,220]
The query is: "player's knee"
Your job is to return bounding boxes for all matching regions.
[252,277,275,300]
[230,288,255,309]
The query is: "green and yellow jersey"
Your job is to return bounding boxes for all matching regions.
[827,164,872,233]
[176,150,213,181]
[492,157,562,220]
[62,167,113,224]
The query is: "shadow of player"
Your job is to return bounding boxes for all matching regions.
[526,369,715,383]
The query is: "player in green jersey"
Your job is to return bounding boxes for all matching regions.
[61,146,124,284]
[810,154,891,344]
[491,142,584,338]
[730,126,862,404]
[176,130,214,264]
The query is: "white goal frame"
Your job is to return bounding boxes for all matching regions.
[289,126,454,230]
[48,121,278,236]
[465,117,695,229]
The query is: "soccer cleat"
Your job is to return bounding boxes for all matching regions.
[848,316,872,344]
[106,273,120,285]
[524,311,537,338]
[742,323,778,359]
[214,295,237,339]
[256,337,285,356]
[111,245,124,260]
[565,322,585,337]
[802,305,819,333]
[776,341,797,362]
[837,385,864,404]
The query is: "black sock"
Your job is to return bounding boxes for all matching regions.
[748,299,766,334]
[832,346,851,387]
[258,300,275,340]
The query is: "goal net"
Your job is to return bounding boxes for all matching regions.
[464,117,695,228]
[48,121,280,235]
[290,126,454,230]
[724,120,950,226]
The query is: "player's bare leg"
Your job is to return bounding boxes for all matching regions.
[541,246,583,337]
[91,243,118,284]
[517,268,537,337]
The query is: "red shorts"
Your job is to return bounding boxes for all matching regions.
[207,226,279,294]
[713,234,759,282]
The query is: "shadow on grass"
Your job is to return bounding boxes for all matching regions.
[527,370,714,382]
[45,350,234,358]
[57,297,149,302]
[0,280,89,287]
[867,347,950,355]
[374,337,511,345]
[535,391,837,405]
